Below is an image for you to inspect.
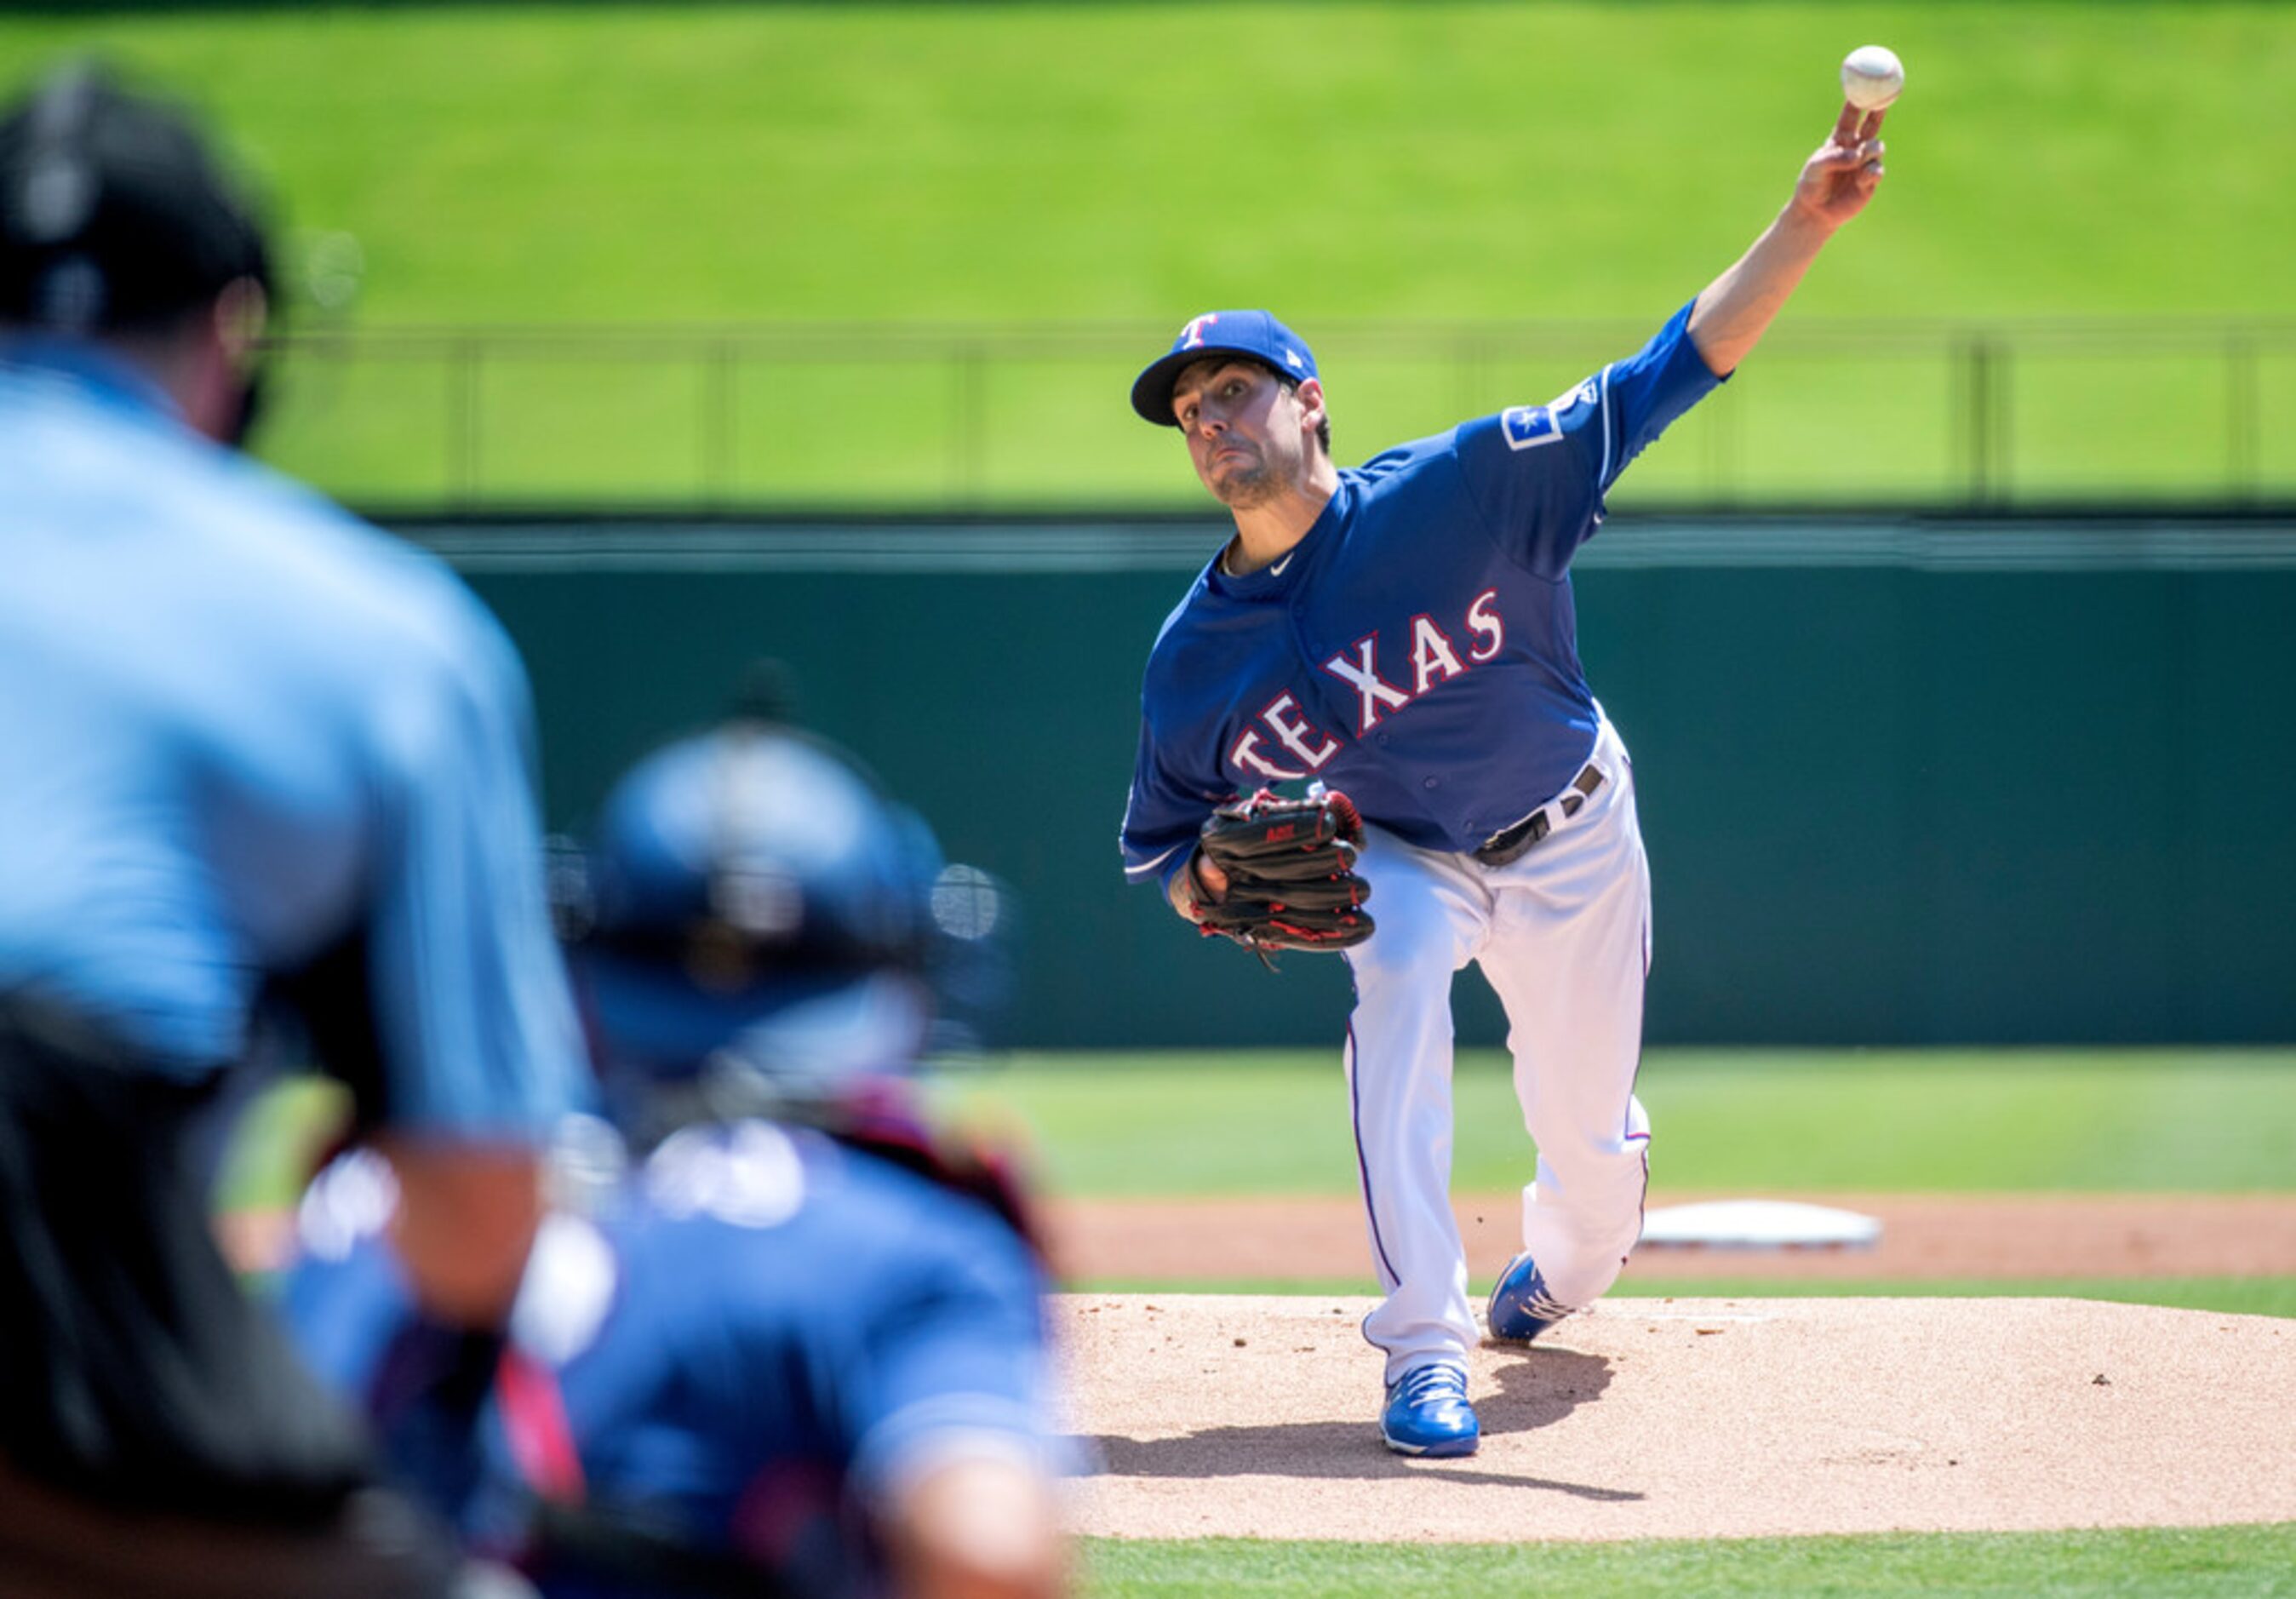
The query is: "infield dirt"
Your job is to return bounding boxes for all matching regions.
[1045,1192,2296,1282]
[1060,1294,2296,1541]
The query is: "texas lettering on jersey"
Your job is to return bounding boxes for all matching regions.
[1228,588,1506,781]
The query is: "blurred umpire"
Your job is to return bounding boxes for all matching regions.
[285,708,1068,1599]
[0,61,587,1594]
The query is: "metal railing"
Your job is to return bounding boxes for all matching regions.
[256,317,2296,512]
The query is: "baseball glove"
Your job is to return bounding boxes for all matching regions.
[1189,789,1374,961]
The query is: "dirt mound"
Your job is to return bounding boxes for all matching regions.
[1058,1294,2296,1541]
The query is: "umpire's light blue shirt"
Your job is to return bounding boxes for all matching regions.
[0,337,584,1139]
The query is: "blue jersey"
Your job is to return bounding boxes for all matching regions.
[284,1120,1053,1596]
[1121,303,1721,891]
[0,338,582,1138]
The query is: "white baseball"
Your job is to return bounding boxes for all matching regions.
[1841,44,1904,112]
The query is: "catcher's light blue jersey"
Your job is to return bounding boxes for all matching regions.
[1120,302,1721,891]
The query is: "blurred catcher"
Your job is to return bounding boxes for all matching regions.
[0,60,587,1595]
[286,704,1066,1599]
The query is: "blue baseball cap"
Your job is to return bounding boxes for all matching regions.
[1130,309,1318,427]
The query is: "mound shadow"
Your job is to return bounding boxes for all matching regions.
[1480,1340,1618,1432]
[1080,1346,1637,1498]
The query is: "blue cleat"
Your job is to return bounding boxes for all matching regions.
[1487,1252,1575,1344]
[1380,1362,1480,1457]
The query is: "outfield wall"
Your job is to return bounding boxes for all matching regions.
[400,515,2296,1048]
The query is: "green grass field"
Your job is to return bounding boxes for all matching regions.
[1083,1524,2296,1598]
[10,3,2291,324]
[943,1047,2296,1196]
[6,3,2294,505]
[224,1046,2296,1216]
[1078,1276,2296,1318]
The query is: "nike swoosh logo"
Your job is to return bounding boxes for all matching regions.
[1271,553,1295,576]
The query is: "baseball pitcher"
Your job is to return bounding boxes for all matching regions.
[1119,98,1888,1457]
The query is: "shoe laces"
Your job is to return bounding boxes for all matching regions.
[1397,1364,1468,1405]
[1499,1260,1573,1323]
[1515,1284,1573,1321]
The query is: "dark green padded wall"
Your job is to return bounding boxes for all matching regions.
[404,518,2296,1047]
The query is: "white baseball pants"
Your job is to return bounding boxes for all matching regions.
[1342,716,1652,1384]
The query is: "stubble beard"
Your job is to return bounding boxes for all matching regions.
[1208,447,1295,512]
[1214,464,1274,510]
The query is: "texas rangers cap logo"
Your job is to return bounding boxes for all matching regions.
[1131,308,1321,427]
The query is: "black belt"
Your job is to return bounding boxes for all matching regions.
[1472,763,1605,868]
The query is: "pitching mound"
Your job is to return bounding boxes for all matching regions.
[1059,1294,2296,1542]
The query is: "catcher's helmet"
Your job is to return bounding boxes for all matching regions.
[558,719,966,1143]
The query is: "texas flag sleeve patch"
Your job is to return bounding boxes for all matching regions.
[1500,404,1561,451]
